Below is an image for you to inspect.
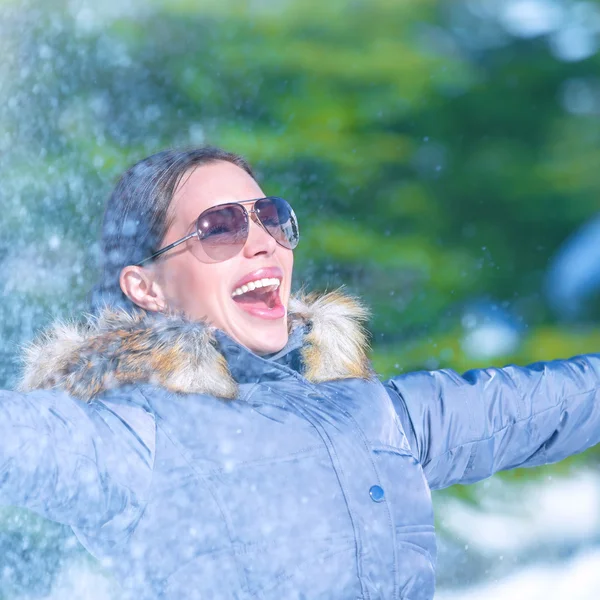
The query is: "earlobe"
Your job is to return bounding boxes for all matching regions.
[120,265,166,313]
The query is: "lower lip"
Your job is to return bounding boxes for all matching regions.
[237,304,286,320]
[232,294,286,320]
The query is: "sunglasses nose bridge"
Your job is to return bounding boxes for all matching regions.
[244,208,277,251]
[248,208,268,233]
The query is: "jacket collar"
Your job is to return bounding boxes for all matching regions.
[19,290,372,402]
[212,327,306,388]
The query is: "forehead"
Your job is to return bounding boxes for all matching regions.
[170,161,265,221]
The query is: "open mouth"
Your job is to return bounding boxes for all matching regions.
[231,277,285,318]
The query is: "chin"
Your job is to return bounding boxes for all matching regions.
[245,328,289,356]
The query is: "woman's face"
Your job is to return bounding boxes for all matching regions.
[147,161,294,355]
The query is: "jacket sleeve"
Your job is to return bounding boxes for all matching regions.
[0,387,155,529]
[384,354,600,490]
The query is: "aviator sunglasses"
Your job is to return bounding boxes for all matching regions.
[136,196,300,266]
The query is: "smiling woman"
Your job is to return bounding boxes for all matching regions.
[94,147,296,354]
[2,146,600,600]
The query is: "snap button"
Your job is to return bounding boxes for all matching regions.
[369,485,385,503]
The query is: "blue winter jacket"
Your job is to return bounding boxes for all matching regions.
[1,291,600,600]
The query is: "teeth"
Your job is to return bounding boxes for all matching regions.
[232,277,281,298]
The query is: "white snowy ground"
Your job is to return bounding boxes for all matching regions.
[437,549,600,600]
[22,469,600,600]
[436,468,600,599]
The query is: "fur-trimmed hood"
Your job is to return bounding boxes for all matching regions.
[19,291,372,402]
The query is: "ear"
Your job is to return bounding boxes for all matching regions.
[120,265,167,312]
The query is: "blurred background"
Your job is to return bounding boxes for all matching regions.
[1,0,600,598]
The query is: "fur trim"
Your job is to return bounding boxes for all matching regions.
[288,291,372,383]
[19,310,236,401]
[19,291,371,402]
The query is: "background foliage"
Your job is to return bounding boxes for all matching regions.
[1,0,600,596]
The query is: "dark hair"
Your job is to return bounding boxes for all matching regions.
[91,146,255,311]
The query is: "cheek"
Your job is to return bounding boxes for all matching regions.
[282,251,294,292]
[284,250,294,270]
[160,255,210,309]
[160,255,237,322]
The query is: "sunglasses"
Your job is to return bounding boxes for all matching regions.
[136,196,299,266]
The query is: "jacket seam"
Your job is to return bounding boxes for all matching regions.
[276,387,371,600]
[383,383,423,463]
[152,410,251,597]
[326,381,402,600]
[248,539,356,598]
[395,539,434,562]
[371,443,412,456]
[204,445,325,475]
[134,388,159,520]
[238,382,260,403]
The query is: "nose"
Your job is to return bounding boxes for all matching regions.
[242,211,277,258]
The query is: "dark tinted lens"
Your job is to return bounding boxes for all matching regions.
[255,197,299,250]
[196,204,249,261]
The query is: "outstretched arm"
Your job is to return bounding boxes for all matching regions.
[385,354,600,490]
[0,387,155,528]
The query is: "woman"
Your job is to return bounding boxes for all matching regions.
[2,146,599,600]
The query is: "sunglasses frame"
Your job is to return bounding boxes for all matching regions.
[136,196,297,266]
